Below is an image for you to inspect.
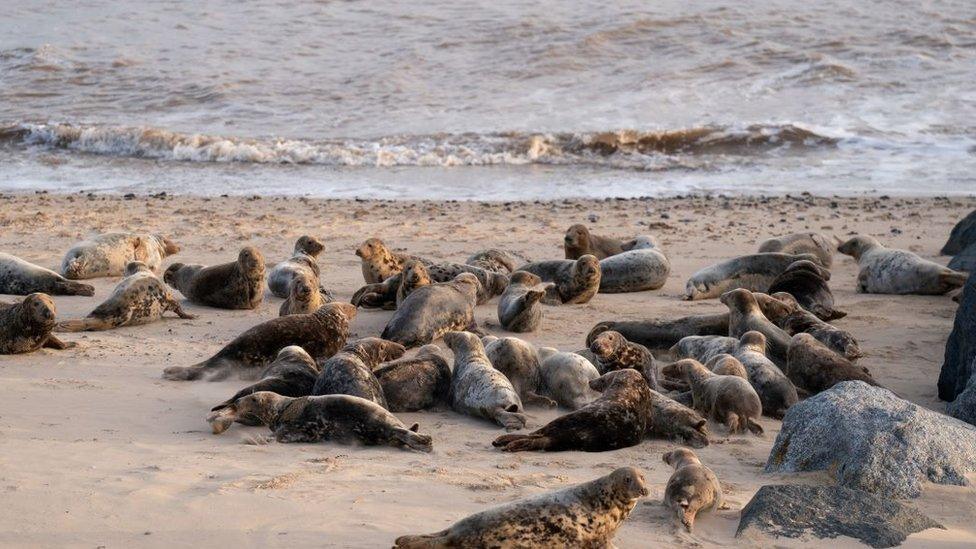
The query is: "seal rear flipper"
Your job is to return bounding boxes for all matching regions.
[940,270,968,291]
[55,317,116,332]
[206,405,238,434]
[491,433,551,452]
[494,407,527,431]
[523,392,557,408]
[42,334,75,349]
[746,417,764,436]
[394,531,453,549]
[56,280,95,296]
[393,427,433,452]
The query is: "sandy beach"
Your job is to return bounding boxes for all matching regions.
[1,192,974,548]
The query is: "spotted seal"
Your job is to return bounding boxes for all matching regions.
[773,292,862,361]
[356,238,424,283]
[661,359,763,435]
[598,236,671,293]
[443,331,526,430]
[497,271,551,333]
[164,246,265,310]
[0,253,94,296]
[684,252,821,300]
[279,274,326,316]
[373,344,452,412]
[563,224,628,260]
[517,255,601,305]
[0,293,74,353]
[266,235,325,298]
[837,235,967,294]
[381,273,482,348]
[466,249,519,274]
[482,336,555,407]
[767,260,845,320]
[589,330,662,391]
[353,260,504,309]
[758,232,834,268]
[646,389,710,448]
[60,232,180,279]
[663,449,724,533]
[786,333,880,394]
[536,347,601,410]
[311,337,406,408]
[732,331,798,419]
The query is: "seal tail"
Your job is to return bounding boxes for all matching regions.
[56,280,95,296]
[55,317,116,332]
[393,531,452,548]
[162,357,227,381]
[746,417,764,436]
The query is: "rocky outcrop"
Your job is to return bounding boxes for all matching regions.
[939,271,976,401]
[941,209,976,255]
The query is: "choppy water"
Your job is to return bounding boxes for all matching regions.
[1,0,974,198]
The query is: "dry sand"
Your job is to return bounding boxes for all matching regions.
[1,192,974,548]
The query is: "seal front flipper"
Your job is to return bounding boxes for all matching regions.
[492,433,552,452]
[55,317,117,332]
[42,334,75,349]
[393,530,453,549]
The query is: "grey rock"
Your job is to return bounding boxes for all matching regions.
[948,241,976,272]
[939,271,976,401]
[765,381,976,498]
[736,484,943,548]
[941,209,976,255]
[947,364,976,426]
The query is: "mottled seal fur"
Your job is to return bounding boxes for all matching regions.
[732,331,798,419]
[758,232,834,268]
[684,252,821,300]
[589,330,662,390]
[443,331,526,430]
[353,260,503,309]
[722,289,793,367]
[356,238,421,283]
[396,260,432,307]
[646,389,710,448]
[670,335,739,364]
[60,232,179,279]
[767,260,846,320]
[598,237,671,293]
[492,369,651,452]
[422,261,509,304]
[56,261,195,331]
[394,467,648,548]
[162,302,356,381]
[373,344,452,412]
[838,235,967,294]
[663,449,724,532]
[516,255,601,305]
[482,335,555,407]
[0,293,74,353]
[776,293,862,361]
[536,347,601,410]
[705,354,749,379]
[350,272,401,310]
[466,249,519,274]
[662,359,763,435]
[786,333,880,394]
[164,246,265,310]
[266,235,325,298]
[381,273,482,348]
[0,253,94,296]
[279,274,326,316]
[563,224,627,260]
[207,392,432,452]
[588,313,729,352]
[312,337,406,408]
[497,271,551,333]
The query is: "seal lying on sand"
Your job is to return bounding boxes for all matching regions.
[517,255,601,305]
[356,238,422,283]
[57,261,195,331]
[373,345,452,412]
[758,232,834,268]
[267,235,325,298]
[684,252,820,300]
[661,359,763,435]
[563,224,628,260]
[443,331,526,430]
[588,314,729,352]
[536,347,601,410]
[207,392,432,452]
[598,236,671,293]
[837,235,968,294]
[394,467,648,548]
[353,261,502,309]
[767,260,845,320]
[164,247,265,309]
[0,293,74,353]
[732,331,798,419]
[279,274,327,316]
[0,253,94,296]
[162,302,356,381]
[786,333,880,394]
[646,389,710,448]
[209,346,320,425]
[60,232,180,279]
[312,337,405,408]
[589,330,663,391]
[663,449,723,533]
[773,292,862,361]
[482,336,555,407]
[466,249,519,274]
[722,289,793,367]
[381,273,482,348]
[671,335,739,364]
[497,271,551,332]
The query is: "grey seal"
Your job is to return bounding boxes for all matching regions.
[516,255,601,305]
[482,335,555,407]
[60,232,179,279]
[373,344,452,412]
[684,252,820,300]
[443,331,526,430]
[536,347,601,410]
[758,232,834,268]
[598,236,671,293]
[837,235,967,294]
[662,359,763,435]
[0,293,74,353]
[0,252,94,296]
[266,235,325,298]
[663,449,724,533]
[496,271,551,333]
[164,246,265,310]
[311,337,406,408]
[381,273,482,348]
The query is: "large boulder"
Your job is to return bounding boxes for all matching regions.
[765,381,976,498]
[939,271,976,401]
[948,241,976,272]
[947,367,976,426]
[736,484,943,548]
[941,209,976,255]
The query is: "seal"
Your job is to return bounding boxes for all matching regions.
[60,232,180,279]
[162,302,356,381]
[563,224,627,260]
[396,260,432,307]
[422,261,509,304]
[732,331,798,419]
[663,448,724,533]
[442,331,526,430]
[355,238,424,283]
[670,335,738,364]
[704,353,749,379]
[393,467,648,548]
[786,333,880,394]
[0,293,74,353]
[279,274,326,316]
[466,249,520,274]
[588,313,729,352]
[516,255,601,305]
[482,336,555,407]
[381,273,482,348]
[661,359,763,435]
[497,271,551,333]
[775,293,862,361]
[722,289,793,367]
[209,345,320,426]
[589,330,662,390]
[311,337,406,408]
[353,260,505,309]
[492,369,651,452]
[758,232,834,268]
[350,272,401,310]
[767,260,846,320]
[598,236,671,293]
[536,347,601,410]
[266,235,325,298]
[837,235,968,294]
[0,252,94,296]
[373,344,452,412]
[56,261,196,332]
[684,252,821,300]
[207,392,432,452]
[646,389,710,448]
[164,246,265,310]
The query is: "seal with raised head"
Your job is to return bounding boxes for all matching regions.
[466,249,519,274]
[352,261,503,309]
[775,292,862,361]
[722,289,793,367]
[394,467,648,548]
[266,235,325,298]
[396,260,432,307]
[786,333,880,394]
[207,392,432,452]
[482,336,555,407]
[312,337,406,408]
[422,261,509,304]
[589,330,662,390]
[279,274,326,316]
[598,236,671,293]
[536,347,601,410]
[661,359,763,435]
[493,369,652,452]
[767,260,845,320]
[497,271,551,333]
[373,344,452,412]
[684,252,821,300]
[164,246,265,310]
[60,232,180,279]
[563,224,627,260]
[732,331,798,419]
[0,253,94,296]
[588,313,730,352]
[516,255,601,305]
[0,293,74,353]
[663,449,724,533]
[443,331,526,430]
[162,302,356,381]
[356,238,424,283]
[381,273,482,348]
[646,389,710,448]
[56,261,195,332]
[838,235,968,294]
[758,232,834,268]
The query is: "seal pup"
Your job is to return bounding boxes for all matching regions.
[164,246,265,310]
[662,359,763,435]
[588,313,729,352]
[786,333,880,394]
[279,274,325,316]
[563,224,627,260]
[589,330,662,390]
[381,273,482,348]
[56,261,195,332]
[497,271,551,333]
[207,392,432,452]
[60,232,179,279]
[646,389,710,448]
[838,235,968,294]
[0,293,74,353]
[266,235,325,298]
[516,255,601,305]
[482,336,555,407]
[0,253,94,296]
[162,302,356,381]
[394,467,648,548]
[767,260,845,320]
[722,289,792,367]
[684,252,821,300]
[758,232,834,268]
[443,331,526,430]
[536,347,601,410]
[776,294,862,361]
[356,237,422,283]
[598,236,671,293]
[663,449,723,533]
[311,337,405,408]
[671,335,738,364]
[396,260,432,307]
[492,369,651,452]
[705,354,749,379]
[373,345,452,412]
[733,331,798,419]
[466,249,519,274]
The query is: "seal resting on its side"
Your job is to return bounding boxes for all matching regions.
[774,292,862,361]
[443,331,526,430]
[684,252,820,300]
[266,235,326,299]
[536,347,601,410]
[722,289,793,367]
[373,345,452,412]
[661,359,763,435]
[0,253,94,296]
[588,313,729,352]
[758,232,834,268]
[381,273,482,348]
[837,235,968,294]
[60,232,179,279]
[786,333,880,394]
[646,389,710,448]
[497,271,551,332]
[663,449,723,533]
[563,224,627,260]
[670,335,738,364]
[482,336,555,407]
[311,337,406,408]
[0,293,74,353]
[516,255,601,305]
[598,236,671,293]
[164,246,265,310]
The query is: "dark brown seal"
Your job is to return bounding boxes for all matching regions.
[589,330,662,391]
[587,313,730,352]
[517,255,601,304]
[0,252,94,296]
[663,448,724,532]
[563,224,627,260]
[373,344,452,412]
[164,246,265,310]
[0,293,74,353]
[775,292,862,361]
[786,333,881,394]
[311,337,406,408]
[381,273,482,348]
[767,259,846,320]
[722,289,793,367]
